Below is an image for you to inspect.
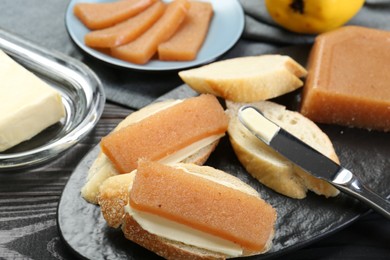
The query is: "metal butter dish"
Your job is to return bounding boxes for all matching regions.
[0,28,105,171]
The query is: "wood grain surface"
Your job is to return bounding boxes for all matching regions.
[0,0,389,259]
[0,102,389,260]
[0,103,132,259]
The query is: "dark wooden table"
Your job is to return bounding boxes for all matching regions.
[0,103,131,259]
[1,102,389,260]
[0,0,389,259]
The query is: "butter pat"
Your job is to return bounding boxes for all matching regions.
[239,106,279,144]
[0,50,65,152]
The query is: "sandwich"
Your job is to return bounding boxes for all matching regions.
[98,160,277,259]
[82,94,228,204]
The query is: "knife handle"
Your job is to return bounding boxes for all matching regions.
[333,168,390,220]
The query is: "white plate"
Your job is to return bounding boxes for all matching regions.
[0,28,105,171]
[65,0,244,71]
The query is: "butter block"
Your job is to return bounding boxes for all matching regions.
[0,50,65,152]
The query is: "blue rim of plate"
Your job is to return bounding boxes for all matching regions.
[65,0,245,71]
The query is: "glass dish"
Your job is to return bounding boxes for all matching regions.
[0,28,105,171]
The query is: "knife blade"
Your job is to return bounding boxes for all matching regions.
[238,105,390,220]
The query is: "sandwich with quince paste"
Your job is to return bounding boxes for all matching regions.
[99,160,277,259]
[81,94,228,204]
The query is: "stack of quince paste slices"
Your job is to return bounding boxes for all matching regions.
[73,0,213,64]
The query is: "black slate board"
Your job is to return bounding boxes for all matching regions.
[57,125,389,259]
[57,46,390,259]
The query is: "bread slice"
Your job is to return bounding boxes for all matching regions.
[98,163,276,259]
[178,55,307,102]
[226,100,340,199]
[81,99,220,204]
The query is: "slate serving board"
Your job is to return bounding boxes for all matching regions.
[57,46,390,259]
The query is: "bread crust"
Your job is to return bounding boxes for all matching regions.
[226,100,339,199]
[98,163,276,259]
[98,172,133,228]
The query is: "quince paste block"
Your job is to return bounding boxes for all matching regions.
[300,26,390,131]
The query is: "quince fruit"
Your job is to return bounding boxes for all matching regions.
[265,0,365,34]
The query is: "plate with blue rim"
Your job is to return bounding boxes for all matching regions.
[65,0,244,71]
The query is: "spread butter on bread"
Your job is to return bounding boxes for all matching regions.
[99,161,277,259]
[178,55,307,102]
[82,94,228,204]
[226,100,339,199]
[301,26,390,132]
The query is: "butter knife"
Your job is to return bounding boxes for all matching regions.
[238,105,390,220]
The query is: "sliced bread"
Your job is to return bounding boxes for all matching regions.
[98,162,276,259]
[226,100,340,199]
[179,55,307,102]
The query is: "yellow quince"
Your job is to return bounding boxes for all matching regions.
[265,0,365,34]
